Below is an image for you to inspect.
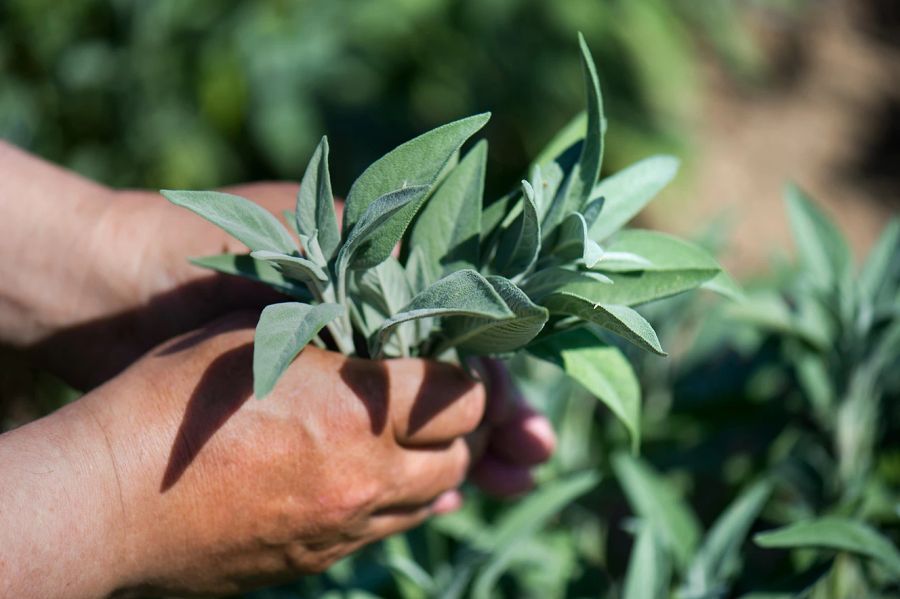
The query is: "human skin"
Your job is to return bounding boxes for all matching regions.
[0,142,556,596]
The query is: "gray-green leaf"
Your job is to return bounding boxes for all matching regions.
[250,250,329,285]
[409,140,487,282]
[529,328,640,451]
[613,452,702,571]
[785,183,852,291]
[342,113,490,263]
[554,212,605,267]
[252,302,343,398]
[756,517,900,580]
[297,136,340,259]
[190,253,311,300]
[541,293,665,355]
[162,190,297,254]
[495,180,541,279]
[371,269,513,358]
[588,155,679,241]
[623,523,671,599]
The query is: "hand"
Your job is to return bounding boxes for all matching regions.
[28,182,304,389]
[2,312,486,598]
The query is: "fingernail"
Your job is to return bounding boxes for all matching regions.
[432,490,463,514]
[522,414,557,456]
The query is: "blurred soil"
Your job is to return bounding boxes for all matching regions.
[648,1,900,276]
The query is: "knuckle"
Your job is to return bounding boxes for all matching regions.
[459,385,487,434]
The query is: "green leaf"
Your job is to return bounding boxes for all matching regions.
[754,517,900,580]
[442,276,549,353]
[190,253,311,300]
[371,269,513,358]
[565,33,606,212]
[337,185,428,273]
[541,293,665,355]
[529,328,641,451]
[554,212,605,268]
[785,183,852,290]
[470,471,599,599]
[296,136,340,259]
[588,155,680,241]
[162,190,297,254]
[859,217,899,304]
[249,250,329,285]
[253,302,343,398]
[357,257,415,355]
[409,140,486,281]
[495,180,542,279]
[612,453,702,571]
[601,229,721,272]
[623,523,671,599]
[685,480,773,596]
[342,113,490,261]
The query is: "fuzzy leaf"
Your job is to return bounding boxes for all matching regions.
[859,217,899,304]
[372,270,513,358]
[470,471,599,599]
[495,180,542,278]
[564,33,606,213]
[190,253,311,300]
[623,524,671,599]
[554,212,605,267]
[342,114,490,264]
[588,155,679,241]
[613,453,702,571]
[296,136,340,259]
[338,186,428,273]
[250,250,329,285]
[685,480,773,595]
[162,190,297,254]
[755,517,900,580]
[529,328,640,451]
[442,276,549,353]
[533,111,587,171]
[409,140,486,282]
[541,293,665,355]
[253,302,343,398]
[785,183,852,290]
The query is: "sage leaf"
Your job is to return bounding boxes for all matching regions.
[562,33,606,213]
[785,183,853,291]
[337,185,428,273]
[190,253,311,300]
[253,302,343,398]
[613,452,702,571]
[554,212,605,268]
[470,471,599,599]
[342,113,490,264]
[754,517,900,580]
[623,523,671,599]
[297,136,340,259]
[409,140,486,282]
[372,269,513,358]
[532,111,587,171]
[443,276,549,353]
[495,180,541,279]
[162,190,297,254]
[541,292,665,355]
[684,480,773,596]
[529,328,640,451]
[588,155,679,241]
[859,217,899,304]
[250,250,329,285]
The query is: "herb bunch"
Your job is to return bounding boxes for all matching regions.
[162,35,731,448]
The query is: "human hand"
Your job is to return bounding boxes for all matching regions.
[2,311,486,598]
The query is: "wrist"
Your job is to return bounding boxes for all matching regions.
[0,142,116,346]
[0,397,133,599]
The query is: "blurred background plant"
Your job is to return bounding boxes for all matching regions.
[2,0,898,597]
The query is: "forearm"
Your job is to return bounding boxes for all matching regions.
[0,398,128,599]
[0,141,119,345]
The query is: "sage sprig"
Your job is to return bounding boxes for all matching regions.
[162,34,731,450]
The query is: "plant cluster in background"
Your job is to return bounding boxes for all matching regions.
[0,0,788,195]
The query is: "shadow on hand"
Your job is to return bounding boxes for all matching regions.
[22,274,283,392]
[338,358,479,442]
[160,342,254,492]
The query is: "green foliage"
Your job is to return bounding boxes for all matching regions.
[163,38,727,447]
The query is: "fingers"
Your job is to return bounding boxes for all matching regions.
[488,404,556,466]
[386,359,486,446]
[385,438,471,507]
[470,455,535,497]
